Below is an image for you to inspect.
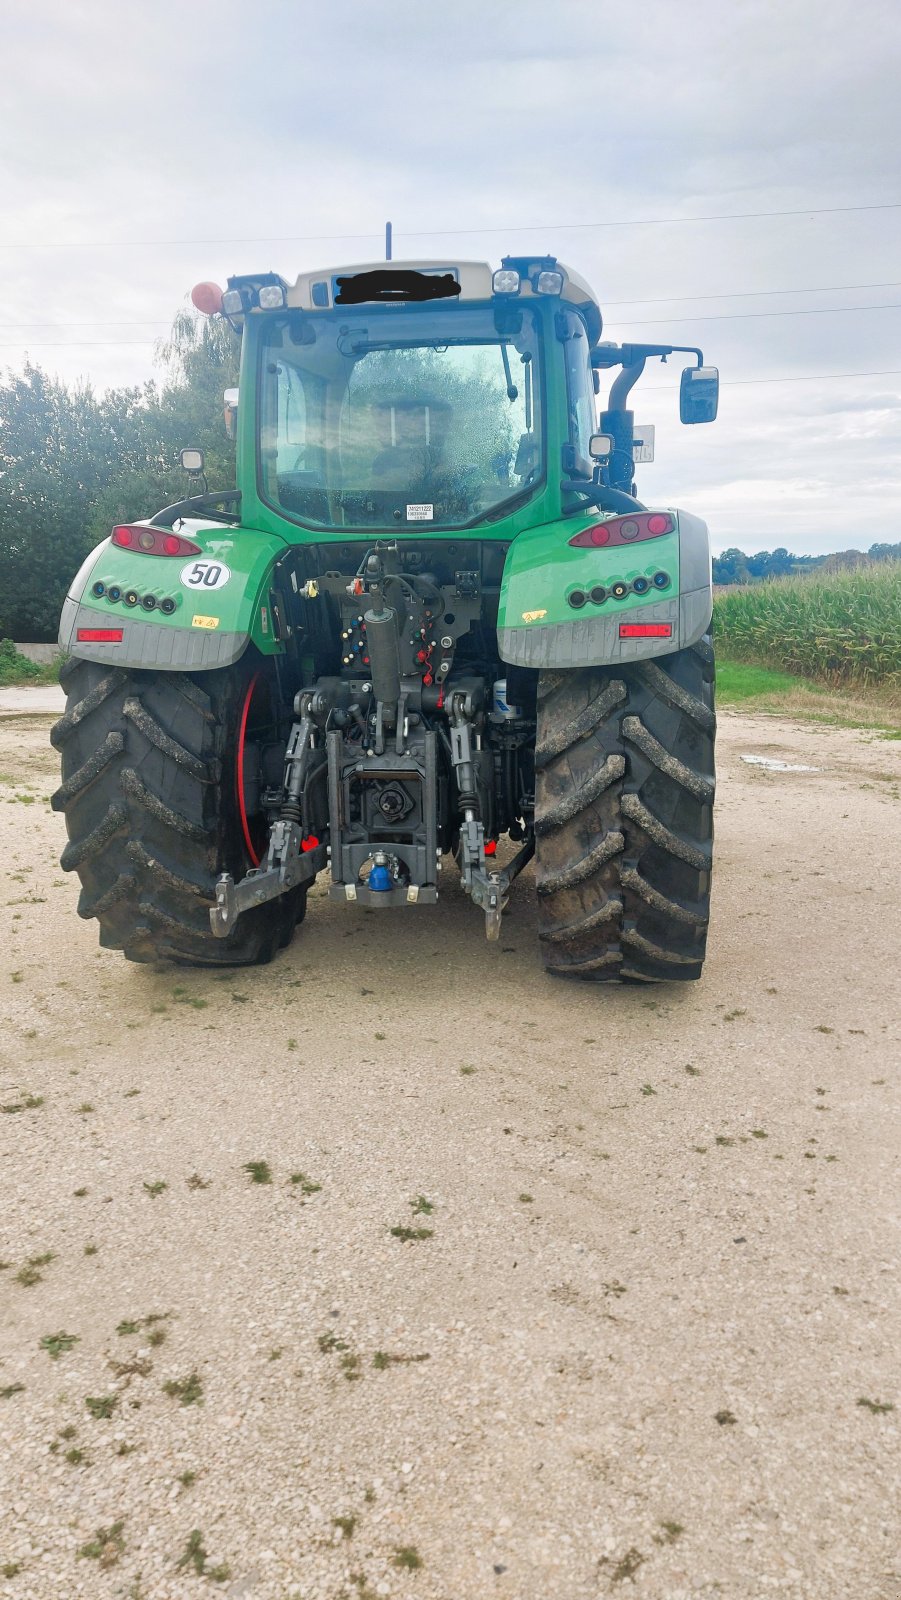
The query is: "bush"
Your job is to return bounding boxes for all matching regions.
[0,639,63,687]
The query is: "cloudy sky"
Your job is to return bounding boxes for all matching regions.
[2,0,900,554]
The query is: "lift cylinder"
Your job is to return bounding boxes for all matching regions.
[364,603,401,709]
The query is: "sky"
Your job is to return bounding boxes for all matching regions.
[2,0,900,555]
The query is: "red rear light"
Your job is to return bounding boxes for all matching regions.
[619,623,673,639]
[77,628,124,643]
[110,525,201,556]
[569,512,673,549]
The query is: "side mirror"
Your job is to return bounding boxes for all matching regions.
[680,365,719,424]
[180,447,205,474]
[588,432,614,460]
[223,387,239,441]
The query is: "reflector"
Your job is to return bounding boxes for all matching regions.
[190,281,224,315]
[619,624,673,638]
[110,526,201,557]
[77,628,123,643]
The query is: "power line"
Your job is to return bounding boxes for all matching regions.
[607,301,901,327]
[2,280,901,335]
[645,368,901,390]
[1,199,899,252]
[605,279,901,307]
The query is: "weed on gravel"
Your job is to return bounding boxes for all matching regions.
[390,1225,433,1242]
[77,1520,125,1569]
[372,1351,430,1370]
[1,1382,25,1398]
[143,1180,167,1197]
[244,1160,272,1184]
[857,1397,894,1414]
[162,1372,203,1406]
[607,1547,645,1583]
[653,1521,685,1545]
[333,1514,357,1540]
[393,1546,423,1570]
[289,1171,322,1195]
[176,1529,229,1582]
[40,1331,79,1359]
[85,1394,118,1420]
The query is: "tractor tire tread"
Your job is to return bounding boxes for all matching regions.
[535,638,715,982]
[55,660,305,967]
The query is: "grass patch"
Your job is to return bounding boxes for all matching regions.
[0,641,63,687]
[717,655,901,730]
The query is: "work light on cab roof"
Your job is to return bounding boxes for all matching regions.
[58,241,719,984]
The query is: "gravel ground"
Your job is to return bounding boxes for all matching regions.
[1,702,898,1600]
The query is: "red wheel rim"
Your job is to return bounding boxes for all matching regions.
[236,672,262,867]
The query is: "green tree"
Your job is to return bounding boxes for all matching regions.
[0,307,239,640]
[712,547,751,585]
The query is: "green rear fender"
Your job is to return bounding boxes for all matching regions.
[497,508,712,668]
[58,524,291,671]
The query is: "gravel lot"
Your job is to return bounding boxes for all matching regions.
[1,701,898,1600]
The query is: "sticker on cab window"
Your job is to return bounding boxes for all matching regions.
[181,559,231,591]
[406,504,433,522]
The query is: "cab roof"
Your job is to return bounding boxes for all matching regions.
[282,258,603,342]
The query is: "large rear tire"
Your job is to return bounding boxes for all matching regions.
[534,638,715,982]
[51,657,306,966]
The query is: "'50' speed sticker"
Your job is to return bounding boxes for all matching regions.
[180,559,231,591]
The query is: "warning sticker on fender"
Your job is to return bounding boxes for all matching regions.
[191,614,220,629]
[406,503,433,521]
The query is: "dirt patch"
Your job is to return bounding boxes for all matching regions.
[1,708,899,1599]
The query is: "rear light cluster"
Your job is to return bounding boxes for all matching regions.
[110,525,201,557]
[91,580,177,614]
[568,512,673,549]
[568,571,671,609]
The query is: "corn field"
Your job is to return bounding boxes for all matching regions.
[712,562,901,686]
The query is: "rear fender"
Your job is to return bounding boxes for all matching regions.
[58,524,290,671]
[497,509,711,667]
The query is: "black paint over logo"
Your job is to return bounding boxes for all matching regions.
[334,270,461,306]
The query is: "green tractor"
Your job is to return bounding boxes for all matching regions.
[53,254,718,980]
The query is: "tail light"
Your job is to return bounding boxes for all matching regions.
[110,525,201,556]
[568,512,673,549]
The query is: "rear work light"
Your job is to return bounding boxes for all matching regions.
[110,526,201,557]
[568,512,674,550]
[619,623,673,639]
[77,628,123,643]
